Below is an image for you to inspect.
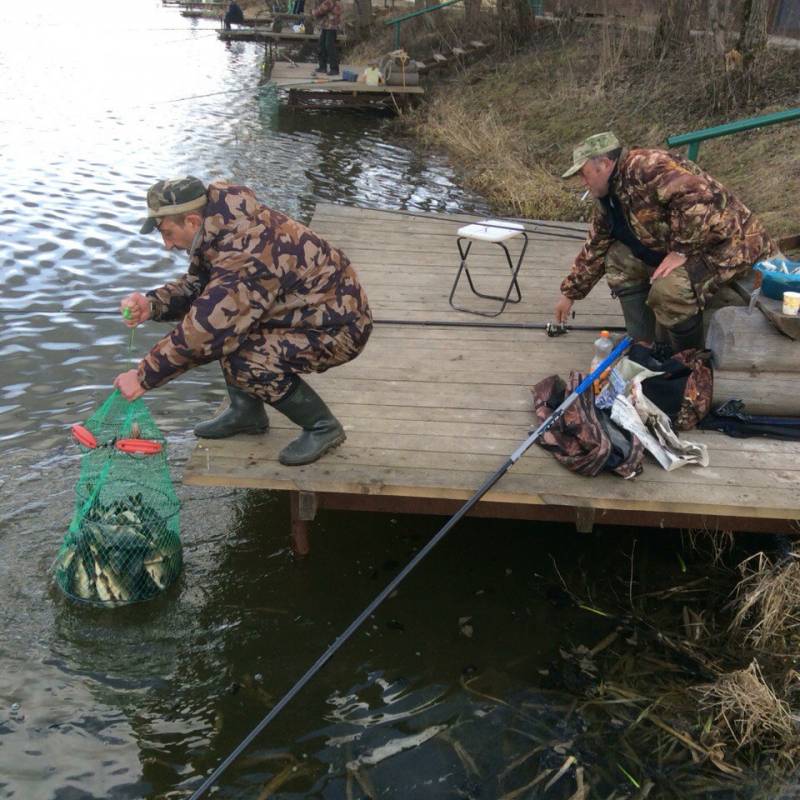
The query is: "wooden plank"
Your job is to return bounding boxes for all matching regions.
[271,62,423,94]
[184,455,800,520]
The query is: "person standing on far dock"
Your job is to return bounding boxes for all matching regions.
[312,0,342,76]
[223,0,245,29]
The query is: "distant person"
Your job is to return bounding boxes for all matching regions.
[223,0,245,29]
[291,0,305,14]
[554,132,777,352]
[312,0,342,76]
[115,177,372,466]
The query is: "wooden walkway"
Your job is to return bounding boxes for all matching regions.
[183,204,800,548]
[267,62,423,109]
[218,27,347,43]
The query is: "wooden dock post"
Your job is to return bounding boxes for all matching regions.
[290,491,317,555]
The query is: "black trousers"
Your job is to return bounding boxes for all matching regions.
[318,29,339,72]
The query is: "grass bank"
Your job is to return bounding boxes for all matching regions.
[404,20,800,238]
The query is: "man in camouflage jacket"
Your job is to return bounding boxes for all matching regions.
[114,177,372,466]
[554,132,777,351]
[312,0,343,76]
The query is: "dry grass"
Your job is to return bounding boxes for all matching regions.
[407,20,800,234]
[694,660,798,752]
[729,551,800,648]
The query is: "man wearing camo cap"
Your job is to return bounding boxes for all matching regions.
[554,132,777,350]
[114,177,372,466]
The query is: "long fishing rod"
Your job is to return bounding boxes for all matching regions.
[316,202,590,241]
[0,308,623,334]
[187,335,633,799]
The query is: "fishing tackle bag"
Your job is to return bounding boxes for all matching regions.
[531,372,644,479]
[627,344,713,431]
[54,391,182,607]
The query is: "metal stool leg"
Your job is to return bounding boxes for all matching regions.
[449,233,528,317]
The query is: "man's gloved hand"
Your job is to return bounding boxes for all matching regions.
[553,294,574,325]
[120,293,151,328]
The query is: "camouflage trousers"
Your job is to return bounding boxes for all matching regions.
[604,241,727,328]
[221,315,372,403]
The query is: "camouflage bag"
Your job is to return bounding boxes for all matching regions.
[629,345,713,430]
[531,372,644,479]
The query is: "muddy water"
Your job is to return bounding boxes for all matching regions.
[0,1,779,799]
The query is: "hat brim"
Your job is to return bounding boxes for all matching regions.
[140,216,158,235]
[561,161,585,179]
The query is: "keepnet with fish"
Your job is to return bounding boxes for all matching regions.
[55,391,182,606]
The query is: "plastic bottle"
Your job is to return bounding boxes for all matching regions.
[590,330,614,394]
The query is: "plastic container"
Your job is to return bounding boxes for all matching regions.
[783,291,800,316]
[754,258,800,301]
[590,330,614,394]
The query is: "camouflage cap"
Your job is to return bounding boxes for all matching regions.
[561,132,620,178]
[140,176,207,234]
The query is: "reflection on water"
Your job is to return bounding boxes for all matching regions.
[0,0,485,456]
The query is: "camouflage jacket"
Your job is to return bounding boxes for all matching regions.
[560,148,776,300]
[313,0,342,30]
[138,183,371,390]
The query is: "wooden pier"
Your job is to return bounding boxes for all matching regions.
[218,27,346,43]
[183,204,800,551]
[267,62,424,109]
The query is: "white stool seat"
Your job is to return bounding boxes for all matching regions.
[457,219,524,243]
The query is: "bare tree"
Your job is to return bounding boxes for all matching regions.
[464,0,481,29]
[653,0,693,58]
[738,0,769,68]
[708,0,732,54]
[497,0,535,42]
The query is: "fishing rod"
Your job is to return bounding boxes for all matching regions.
[317,202,590,240]
[187,335,634,799]
[0,308,623,335]
[306,200,589,241]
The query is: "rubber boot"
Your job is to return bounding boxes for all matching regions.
[615,284,656,343]
[668,313,705,353]
[273,377,345,466]
[194,384,269,439]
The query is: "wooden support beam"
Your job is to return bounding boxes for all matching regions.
[575,507,595,534]
[289,491,317,556]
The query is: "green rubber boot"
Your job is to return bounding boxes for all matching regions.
[668,313,705,353]
[273,377,345,466]
[194,384,269,439]
[616,283,656,343]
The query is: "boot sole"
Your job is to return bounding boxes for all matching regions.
[194,426,269,440]
[279,432,346,466]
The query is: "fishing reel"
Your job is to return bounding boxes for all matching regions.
[545,322,568,337]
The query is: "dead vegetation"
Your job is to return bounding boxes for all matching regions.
[479,537,800,797]
[730,550,800,647]
[403,18,800,235]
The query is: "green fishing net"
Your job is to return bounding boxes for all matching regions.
[54,391,182,606]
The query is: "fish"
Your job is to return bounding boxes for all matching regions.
[61,491,178,604]
[144,554,170,591]
[72,555,95,600]
[90,545,130,604]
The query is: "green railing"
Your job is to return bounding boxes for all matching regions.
[384,0,464,49]
[666,106,800,161]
